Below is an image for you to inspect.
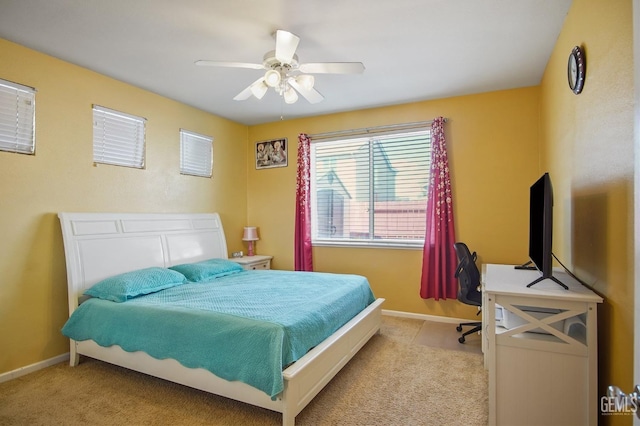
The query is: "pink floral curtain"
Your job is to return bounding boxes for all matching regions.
[294,133,314,271]
[420,117,457,300]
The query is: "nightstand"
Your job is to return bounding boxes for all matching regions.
[229,255,273,270]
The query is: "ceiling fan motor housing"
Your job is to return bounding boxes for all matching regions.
[263,50,298,69]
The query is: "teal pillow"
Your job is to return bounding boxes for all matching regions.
[169,258,244,282]
[84,267,187,302]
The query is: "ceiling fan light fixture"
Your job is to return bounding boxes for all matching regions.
[283,86,298,104]
[264,69,281,88]
[250,80,268,99]
[200,30,356,105]
[296,74,315,90]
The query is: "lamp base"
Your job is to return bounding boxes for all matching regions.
[247,241,255,256]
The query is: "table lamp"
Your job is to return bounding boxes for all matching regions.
[242,226,259,256]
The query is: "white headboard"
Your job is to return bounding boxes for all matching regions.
[58,212,229,315]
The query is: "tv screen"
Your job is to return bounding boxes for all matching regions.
[527,172,567,289]
[529,172,552,276]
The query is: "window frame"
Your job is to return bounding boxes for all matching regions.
[92,105,146,169]
[0,78,36,155]
[310,128,431,250]
[179,129,213,178]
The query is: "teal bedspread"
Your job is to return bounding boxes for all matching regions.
[62,270,375,398]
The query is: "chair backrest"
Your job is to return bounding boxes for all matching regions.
[453,242,482,306]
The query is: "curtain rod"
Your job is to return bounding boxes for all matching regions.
[308,118,448,141]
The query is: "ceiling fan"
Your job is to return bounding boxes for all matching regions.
[195,30,365,104]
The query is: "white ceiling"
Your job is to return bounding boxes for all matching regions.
[0,0,572,125]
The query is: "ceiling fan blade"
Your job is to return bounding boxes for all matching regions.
[275,30,300,65]
[233,85,254,101]
[195,60,264,70]
[288,79,324,104]
[233,77,266,101]
[299,62,365,74]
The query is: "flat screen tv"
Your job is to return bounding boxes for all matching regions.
[526,172,567,289]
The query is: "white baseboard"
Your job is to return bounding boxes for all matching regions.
[0,353,69,383]
[382,309,471,324]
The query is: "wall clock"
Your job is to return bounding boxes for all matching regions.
[567,46,586,95]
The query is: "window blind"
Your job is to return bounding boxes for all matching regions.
[180,129,213,177]
[93,105,146,168]
[0,79,36,155]
[311,130,431,247]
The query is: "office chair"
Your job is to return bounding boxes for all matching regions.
[453,242,483,343]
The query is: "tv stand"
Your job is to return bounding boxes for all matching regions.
[483,264,603,425]
[526,274,569,290]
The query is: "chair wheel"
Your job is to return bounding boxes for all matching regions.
[458,336,466,344]
[456,325,463,332]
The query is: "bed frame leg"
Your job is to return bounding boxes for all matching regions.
[282,412,295,426]
[69,341,79,367]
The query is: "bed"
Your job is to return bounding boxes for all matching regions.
[58,212,384,426]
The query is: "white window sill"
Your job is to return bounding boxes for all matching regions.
[311,240,424,250]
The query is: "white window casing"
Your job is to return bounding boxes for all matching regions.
[311,129,431,249]
[0,79,36,155]
[93,105,146,168]
[180,129,213,178]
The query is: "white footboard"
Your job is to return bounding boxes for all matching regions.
[281,297,384,425]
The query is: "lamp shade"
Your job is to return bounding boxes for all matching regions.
[250,80,268,99]
[264,69,281,88]
[242,226,259,241]
[283,86,298,104]
[296,74,315,90]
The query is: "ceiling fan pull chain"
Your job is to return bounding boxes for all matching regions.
[280,97,284,121]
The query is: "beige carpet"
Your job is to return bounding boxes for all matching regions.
[0,316,488,425]
[414,319,483,354]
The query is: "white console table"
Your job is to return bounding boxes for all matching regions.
[482,264,603,425]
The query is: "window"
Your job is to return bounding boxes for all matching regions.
[93,105,146,168]
[0,79,36,155]
[180,129,213,177]
[311,130,431,248]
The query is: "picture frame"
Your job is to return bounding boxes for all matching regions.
[255,138,288,169]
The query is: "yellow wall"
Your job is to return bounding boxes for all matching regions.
[248,87,541,317]
[540,0,634,423]
[0,38,248,373]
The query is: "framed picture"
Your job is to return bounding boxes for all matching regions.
[255,138,288,169]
